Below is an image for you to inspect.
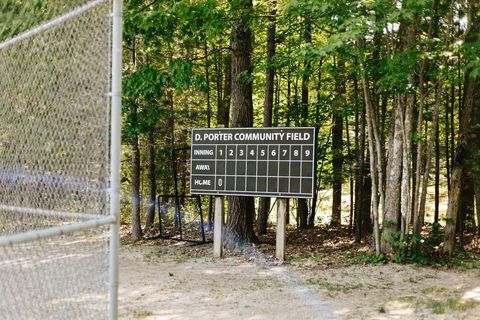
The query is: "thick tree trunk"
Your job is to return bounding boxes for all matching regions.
[145,128,156,229]
[257,0,276,236]
[225,0,256,249]
[217,53,231,127]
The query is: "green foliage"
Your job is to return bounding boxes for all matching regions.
[427,299,445,314]
[236,70,254,85]
[123,65,167,140]
[377,50,419,94]
[388,232,429,265]
[351,252,386,265]
[117,0,480,261]
[449,252,480,269]
[288,255,302,264]
[0,0,56,41]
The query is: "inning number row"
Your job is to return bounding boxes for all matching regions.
[215,145,313,161]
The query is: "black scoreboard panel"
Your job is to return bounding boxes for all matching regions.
[190,127,316,198]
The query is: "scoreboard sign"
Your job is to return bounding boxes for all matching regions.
[190,127,315,198]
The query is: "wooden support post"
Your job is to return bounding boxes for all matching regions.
[276,197,287,262]
[213,196,224,258]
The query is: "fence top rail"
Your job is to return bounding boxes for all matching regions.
[0,204,103,220]
[0,215,116,247]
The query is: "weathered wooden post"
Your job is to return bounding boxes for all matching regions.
[213,195,224,257]
[276,197,287,261]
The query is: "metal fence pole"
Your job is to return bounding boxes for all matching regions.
[109,0,123,318]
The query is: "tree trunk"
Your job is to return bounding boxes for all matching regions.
[225,0,256,249]
[382,12,418,254]
[474,183,480,235]
[434,110,440,234]
[309,60,324,227]
[145,128,156,229]
[131,132,143,242]
[443,0,479,255]
[217,53,231,127]
[257,0,276,236]
[129,38,142,242]
[297,18,312,229]
[458,169,475,249]
[331,58,344,227]
[382,99,404,251]
[354,91,364,241]
[359,61,382,254]
[416,80,442,234]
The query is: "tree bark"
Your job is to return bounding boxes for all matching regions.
[257,0,276,236]
[297,18,312,229]
[131,130,143,241]
[443,0,479,255]
[217,53,231,127]
[354,73,365,242]
[129,38,142,242]
[145,128,156,229]
[382,99,404,251]
[360,70,382,255]
[225,0,256,249]
[331,58,345,227]
[458,170,475,248]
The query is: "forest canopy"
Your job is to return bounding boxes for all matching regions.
[121,0,480,259]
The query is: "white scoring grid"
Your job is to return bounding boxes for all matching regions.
[191,142,315,198]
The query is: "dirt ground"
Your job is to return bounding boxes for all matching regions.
[118,242,480,320]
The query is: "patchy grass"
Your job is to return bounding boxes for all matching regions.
[130,310,154,319]
[306,277,364,294]
[423,296,477,315]
[377,305,386,313]
[447,297,477,311]
[426,299,445,314]
[143,247,170,261]
[310,253,325,262]
[422,286,446,294]
[450,252,480,269]
[288,255,303,264]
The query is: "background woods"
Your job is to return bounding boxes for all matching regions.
[121,0,480,259]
